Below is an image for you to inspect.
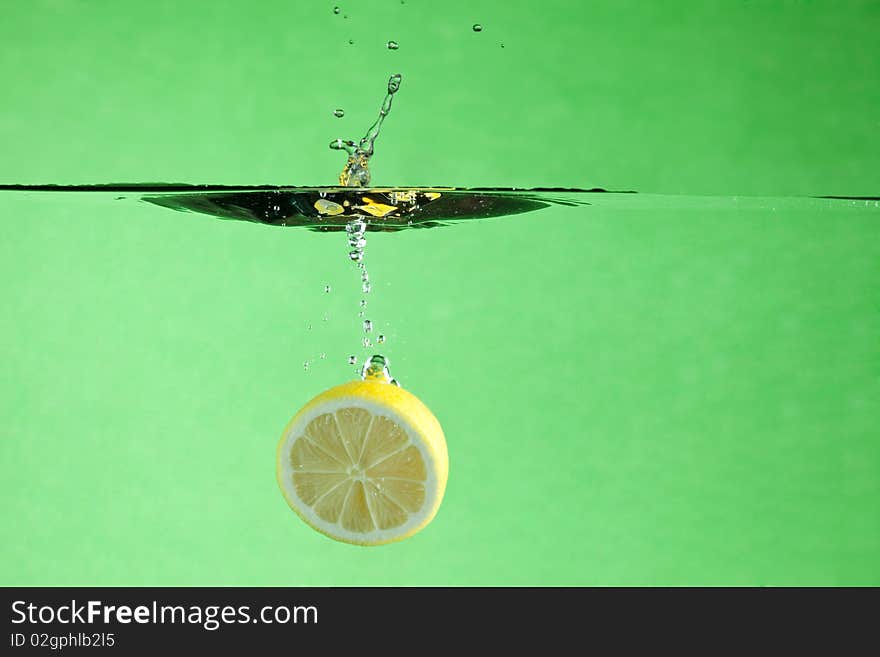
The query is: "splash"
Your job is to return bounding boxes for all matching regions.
[330,73,402,187]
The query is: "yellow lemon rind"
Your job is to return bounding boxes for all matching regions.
[276,380,448,546]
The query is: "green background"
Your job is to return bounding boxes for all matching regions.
[1,0,878,585]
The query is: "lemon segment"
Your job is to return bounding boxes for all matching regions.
[277,380,448,545]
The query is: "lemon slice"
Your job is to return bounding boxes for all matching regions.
[276,380,448,545]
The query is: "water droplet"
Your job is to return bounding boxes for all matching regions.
[363,319,373,332]
[349,250,363,262]
[324,284,331,293]
[362,281,372,293]
[333,6,340,14]
[348,355,357,365]
[386,40,399,50]
[473,24,483,32]
[377,334,385,344]
[334,109,345,118]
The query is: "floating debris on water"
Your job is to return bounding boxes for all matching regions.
[139,186,591,231]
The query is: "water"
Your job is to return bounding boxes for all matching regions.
[330,74,403,188]
[1,184,878,586]
[2,0,879,588]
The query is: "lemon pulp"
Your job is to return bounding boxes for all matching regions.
[276,380,448,545]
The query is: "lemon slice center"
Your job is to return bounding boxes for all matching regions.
[289,407,427,533]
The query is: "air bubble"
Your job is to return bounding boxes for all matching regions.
[348,355,357,365]
[346,219,366,234]
[320,353,326,360]
[386,40,399,50]
[362,337,372,348]
[333,6,340,14]
[377,334,385,344]
[363,319,373,332]
[349,250,363,262]
[334,109,345,118]
[360,299,367,308]
[473,24,483,32]
[361,354,395,384]
[324,284,331,293]
[362,281,372,293]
